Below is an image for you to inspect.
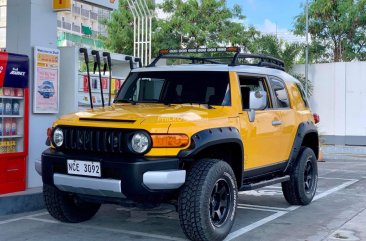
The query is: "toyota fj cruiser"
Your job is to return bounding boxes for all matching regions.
[37,47,319,241]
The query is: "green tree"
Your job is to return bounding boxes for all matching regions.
[297,40,328,64]
[248,35,302,72]
[154,0,254,50]
[248,35,313,96]
[294,0,366,62]
[100,0,138,55]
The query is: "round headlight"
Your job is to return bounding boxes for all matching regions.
[131,132,150,153]
[53,128,64,147]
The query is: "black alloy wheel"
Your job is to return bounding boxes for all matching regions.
[210,178,232,227]
[178,159,237,241]
[304,158,315,193]
[282,147,318,205]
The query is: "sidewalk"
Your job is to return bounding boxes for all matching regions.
[327,207,366,241]
[322,145,366,160]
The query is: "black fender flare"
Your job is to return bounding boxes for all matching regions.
[284,121,318,173]
[178,127,244,184]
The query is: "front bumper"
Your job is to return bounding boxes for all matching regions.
[39,148,185,199]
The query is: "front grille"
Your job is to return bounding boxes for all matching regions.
[61,126,126,153]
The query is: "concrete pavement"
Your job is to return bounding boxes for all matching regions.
[1,145,366,240]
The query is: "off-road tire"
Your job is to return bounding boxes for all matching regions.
[282,147,318,205]
[178,159,237,241]
[43,184,101,223]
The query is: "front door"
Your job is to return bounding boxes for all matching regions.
[238,74,285,171]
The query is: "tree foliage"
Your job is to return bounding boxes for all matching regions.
[248,35,313,96]
[100,0,139,55]
[248,35,303,72]
[294,0,366,62]
[154,0,257,50]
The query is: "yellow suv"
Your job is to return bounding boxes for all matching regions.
[38,47,319,241]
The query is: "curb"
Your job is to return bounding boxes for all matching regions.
[0,188,44,216]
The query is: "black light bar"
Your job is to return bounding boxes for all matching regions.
[159,47,240,55]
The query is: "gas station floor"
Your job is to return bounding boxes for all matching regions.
[1,157,366,241]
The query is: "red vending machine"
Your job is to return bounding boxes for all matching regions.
[0,52,29,194]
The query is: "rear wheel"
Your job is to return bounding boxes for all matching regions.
[43,184,101,223]
[178,159,237,241]
[282,147,318,205]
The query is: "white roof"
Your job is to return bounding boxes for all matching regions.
[132,64,300,84]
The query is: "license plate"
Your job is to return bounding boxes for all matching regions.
[67,160,101,177]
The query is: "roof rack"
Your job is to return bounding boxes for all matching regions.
[147,47,285,71]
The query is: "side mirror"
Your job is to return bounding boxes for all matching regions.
[249,91,267,110]
[248,91,267,122]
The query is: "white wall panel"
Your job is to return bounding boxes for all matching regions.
[294,61,366,144]
[345,62,366,136]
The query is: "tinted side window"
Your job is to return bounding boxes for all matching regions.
[270,79,290,108]
[239,76,269,110]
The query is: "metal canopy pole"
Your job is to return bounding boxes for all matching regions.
[305,0,309,96]
[127,0,152,66]
[134,0,145,65]
[138,0,148,66]
[141,0,152,65]
[127,0,137,57]
[128,0,141,61]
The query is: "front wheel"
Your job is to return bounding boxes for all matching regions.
[282,147,318,205]
[178,159,237,241]
[43,184,101,223]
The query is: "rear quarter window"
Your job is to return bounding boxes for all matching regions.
[288,83,306,110]
[296,83,309,107]
[269,78,290,108]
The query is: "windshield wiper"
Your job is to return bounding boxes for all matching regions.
[114,99,137,105]
[205,103,215,109]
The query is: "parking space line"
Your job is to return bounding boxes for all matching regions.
[313,179,358,201]
[264,185,282,189]
[318,177,358,181]
[237,204,290,212]
[26,217,60,224]
[224,211,287,241]
[26,216,187,241]
[226,178,359,240]
[0,212,48,225]
[320,169,366,173]
[237,206,278,212]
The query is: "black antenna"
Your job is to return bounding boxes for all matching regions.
[103,52,112,106]
[91,50,105,108]
[79,48,93,109]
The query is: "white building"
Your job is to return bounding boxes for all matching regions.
[57,0,114,49]
[1,0,117,50]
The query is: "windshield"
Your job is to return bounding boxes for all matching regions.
[115,71,231,106]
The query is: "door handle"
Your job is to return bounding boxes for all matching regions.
[272,120,282,126]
